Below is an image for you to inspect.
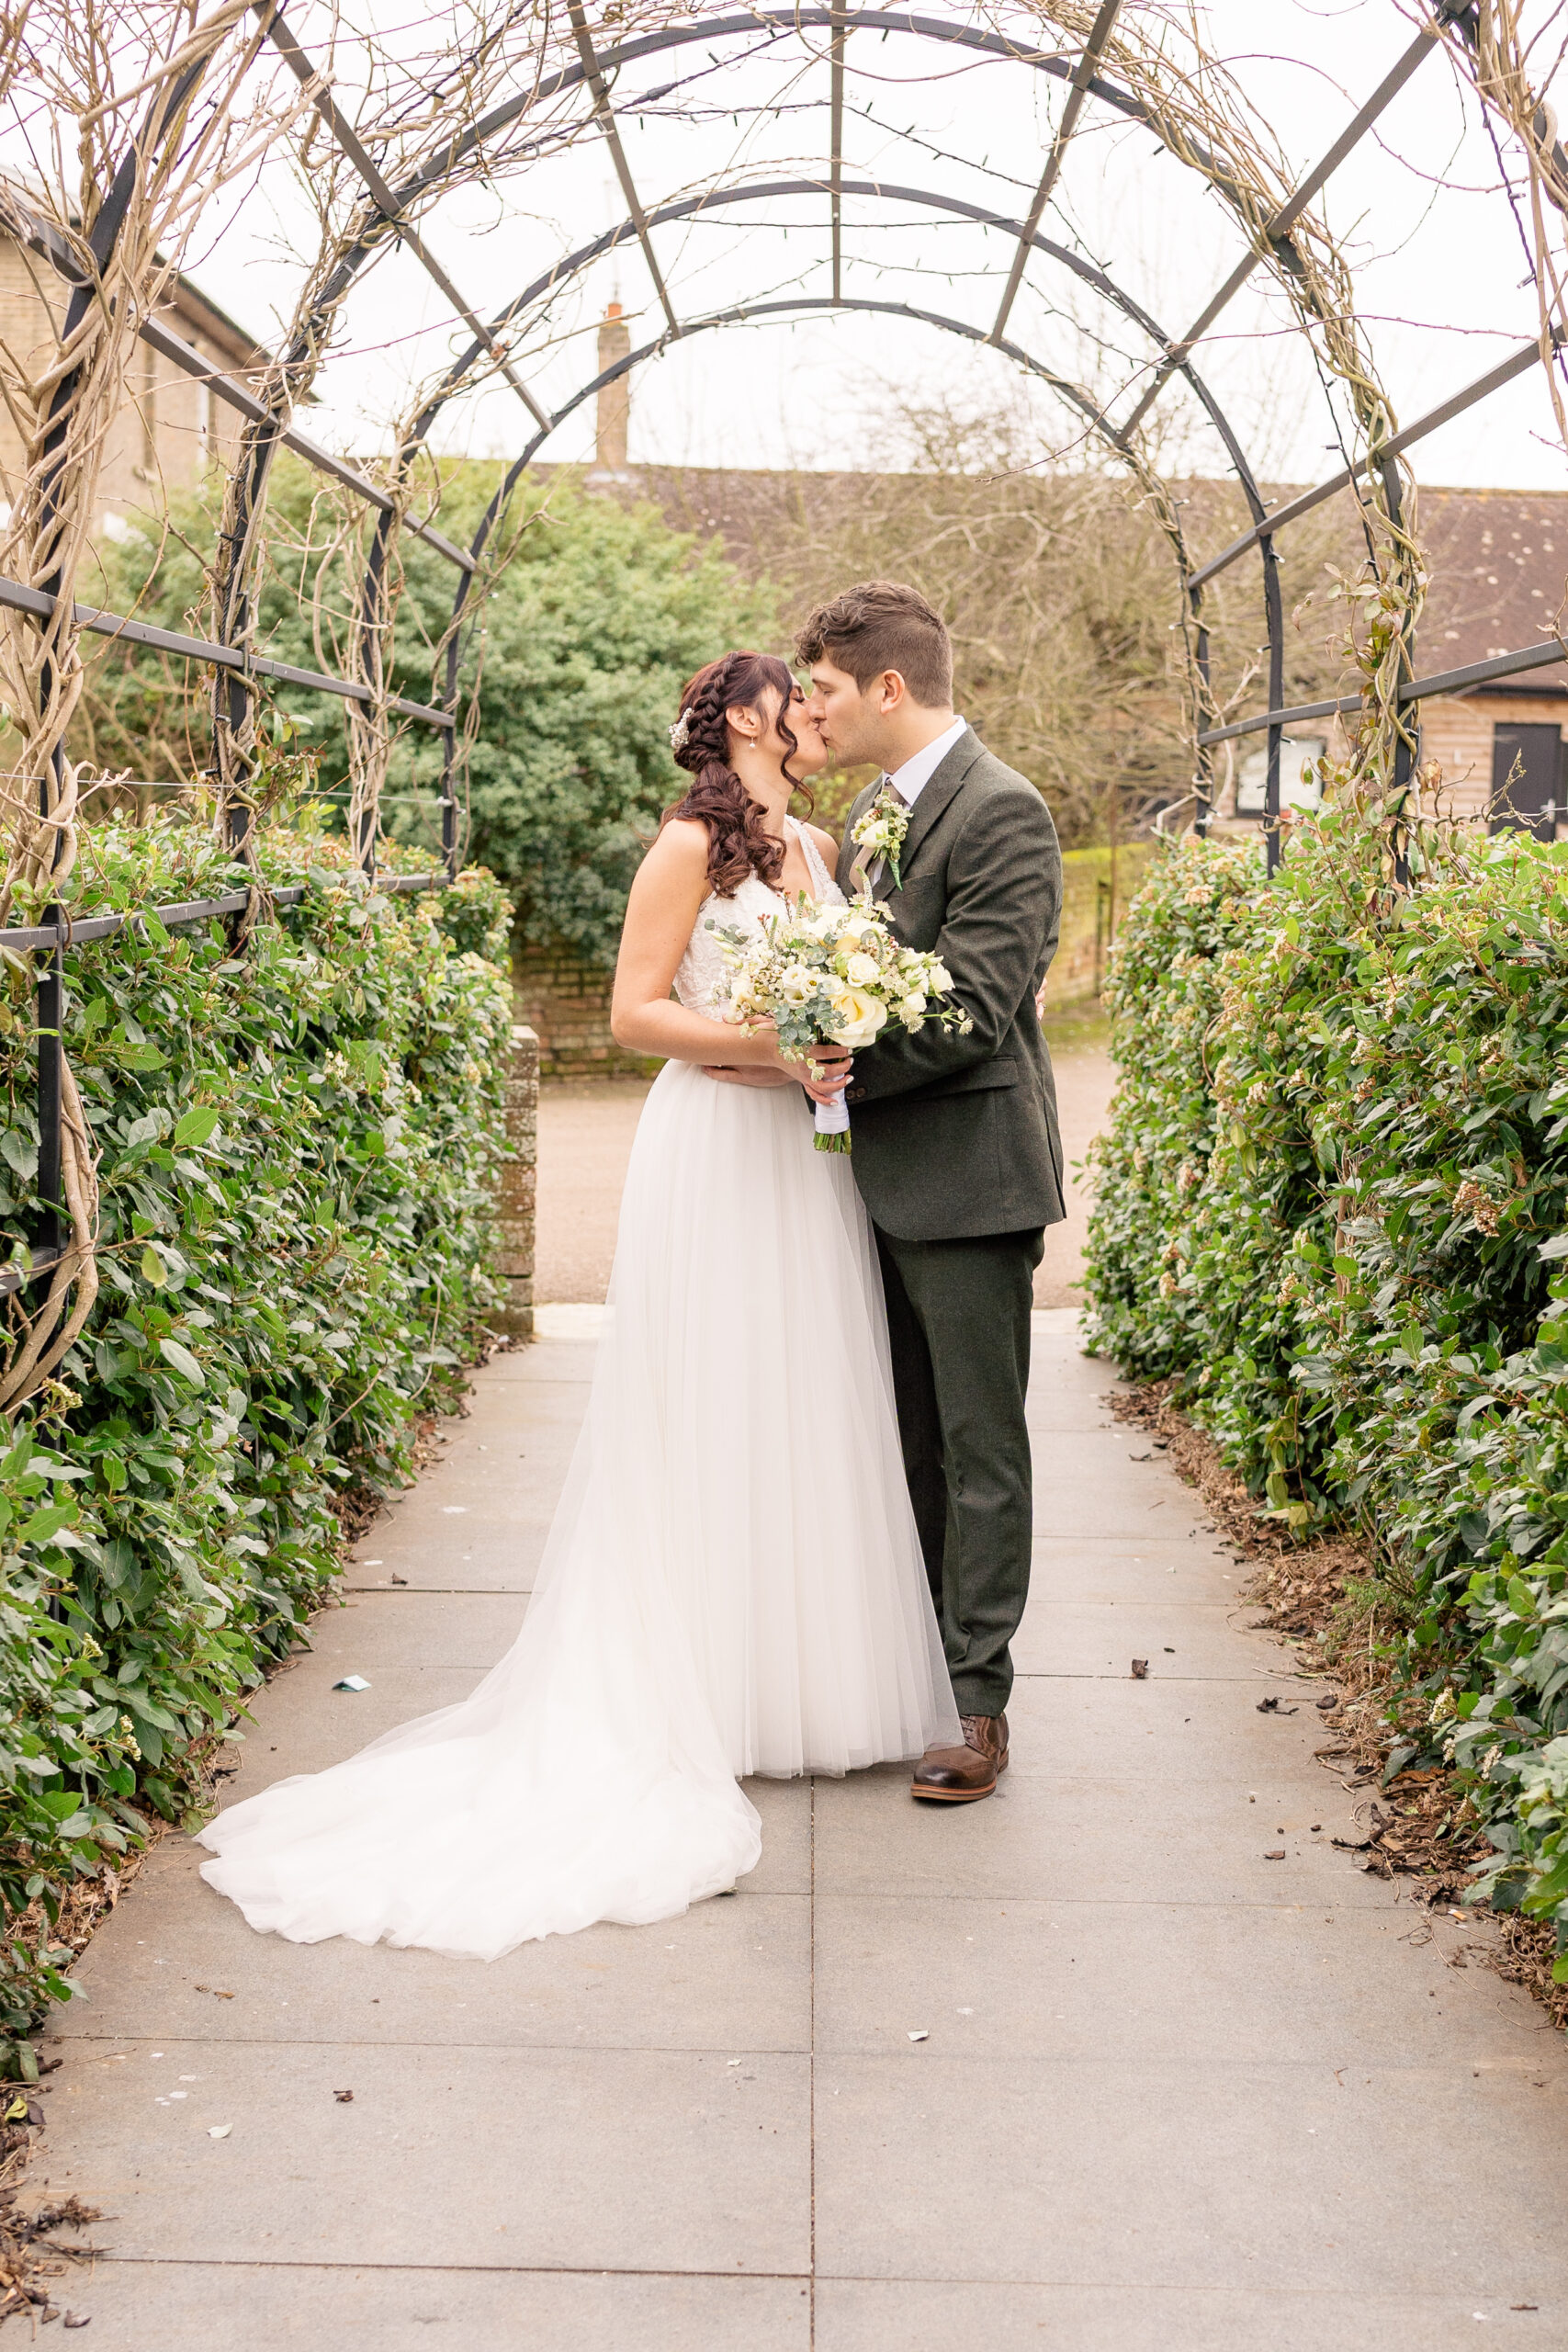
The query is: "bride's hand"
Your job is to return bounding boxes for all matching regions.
[795,1048,852,1107]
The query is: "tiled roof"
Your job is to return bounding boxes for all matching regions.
[577,465,1568,693]
[1419,487,1568,680]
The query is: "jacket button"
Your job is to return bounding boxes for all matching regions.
[846,1087,866,1103]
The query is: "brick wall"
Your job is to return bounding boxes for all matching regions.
[513,938,658,1080]
[493,1025,538,1338]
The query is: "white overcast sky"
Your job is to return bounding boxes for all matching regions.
[175,0,1568,499]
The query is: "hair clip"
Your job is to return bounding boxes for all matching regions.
[668,708,693,752]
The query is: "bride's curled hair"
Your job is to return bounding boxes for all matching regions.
[664,650,805,898]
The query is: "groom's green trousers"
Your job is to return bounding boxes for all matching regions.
[874,1224,1044,1720]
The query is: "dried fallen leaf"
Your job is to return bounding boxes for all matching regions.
[333,2089,354,2104]
[193,1986,235,2000]
[390,1575,408,1587]
[62,2314,90,2329]
[1264,1849,1286,1861]
[1130,1659,1148,1679]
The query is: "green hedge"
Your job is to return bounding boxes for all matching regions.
[0,815,512,2065]
[1085,817,1568,1980]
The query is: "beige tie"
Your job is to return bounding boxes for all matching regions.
[848,777,905,899]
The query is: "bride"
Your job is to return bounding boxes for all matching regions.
[197,649,960,1956]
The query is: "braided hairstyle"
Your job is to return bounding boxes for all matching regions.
[664,650,807,897]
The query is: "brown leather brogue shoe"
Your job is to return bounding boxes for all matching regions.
[911,1713,1010,1804]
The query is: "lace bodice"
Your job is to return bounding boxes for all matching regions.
[673,818,843,1020]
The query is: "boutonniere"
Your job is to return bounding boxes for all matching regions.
[851,785,909,892]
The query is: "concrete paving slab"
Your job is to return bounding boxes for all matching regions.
[217,1666,486,1790]
[41,2041,810,2276]
[302,1589,528,1672]
[482,1334,597,1383]
[63,1841,810,2053]
[1029,1536,1247,1605]
[816,2279,1563,2352]
[809,1762,1399,1908]
[811,1894,1567,2068]
[1000,1666,1357,1783]
[1012,1598,1294,1680]
[1032,1442,1216,1539]
[30,1302,1568,2347]
[344,1379,585,1593]
[741,1775,812,1896]
[813,2053,1568,2296]
[70,2263,811,2352]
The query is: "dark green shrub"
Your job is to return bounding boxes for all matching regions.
[1087,815,1568,1980]
[0,813,512,2065]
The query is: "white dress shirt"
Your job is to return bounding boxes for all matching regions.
[886,715,968,808]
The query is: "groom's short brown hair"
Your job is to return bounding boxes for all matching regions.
[795,580,953,709]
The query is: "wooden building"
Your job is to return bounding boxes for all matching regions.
[1224,488,1568,840]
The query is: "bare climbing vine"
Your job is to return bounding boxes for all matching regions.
[0,0,303,1406]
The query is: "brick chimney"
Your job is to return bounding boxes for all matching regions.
[593,301,631,476]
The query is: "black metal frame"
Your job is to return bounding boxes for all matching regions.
[8,0,1551,1303]
[275,0,1528,882]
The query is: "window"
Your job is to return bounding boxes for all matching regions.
[1235,735,1326,817]
[1489,722,1563,840]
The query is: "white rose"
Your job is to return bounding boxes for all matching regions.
[927,960,953,992]
[826,985,888,1049]
[777,964,817,1005]
[844,951,880,986]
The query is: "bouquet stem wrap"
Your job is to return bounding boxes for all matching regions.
[814,1091,852,1152]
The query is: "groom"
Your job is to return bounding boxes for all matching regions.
[797,581,1065,1804]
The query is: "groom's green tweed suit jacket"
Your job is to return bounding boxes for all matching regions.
[834,725,1066,1242]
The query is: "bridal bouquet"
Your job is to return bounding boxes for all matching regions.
[713,898,970,1151]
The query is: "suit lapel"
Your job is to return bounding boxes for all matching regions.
[834,729,983,899]
[897,726,984,876]
[835,779,882,897]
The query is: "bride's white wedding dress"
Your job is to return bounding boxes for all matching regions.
[197,820,959,1956]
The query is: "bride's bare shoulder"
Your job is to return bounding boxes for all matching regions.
[639,817,711,881]
[804,822,840,864]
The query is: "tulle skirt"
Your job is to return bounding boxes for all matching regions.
[196,1061,960,1957]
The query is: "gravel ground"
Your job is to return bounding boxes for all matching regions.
[534,1013,1115,1311]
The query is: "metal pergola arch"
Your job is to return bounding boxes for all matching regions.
[224,0,1495,882]
[373,167,1284,866]
[2,0,1560,1311]
[3,0,1553,903]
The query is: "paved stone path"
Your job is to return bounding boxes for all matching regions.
[28,1313,1568,2346]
